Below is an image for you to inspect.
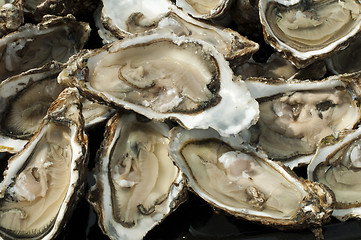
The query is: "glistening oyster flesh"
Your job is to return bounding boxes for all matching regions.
[58,34,259,136]
[259,0,361,68]
[168,127,335,230]
[88,113,186,240]
[245,74,361,169]
[308,127,361,221]
[0,87,88,240]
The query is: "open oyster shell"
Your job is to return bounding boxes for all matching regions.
[58,33,259,136]
[308,128,361,221]
[96,0,259,66]
[0,62,114,153]
[259,0,361,68]
[0,14,90,81]
[88,113,186,240]
[168,127,334,230]
[245,73,361,168]
[0,87,88,240]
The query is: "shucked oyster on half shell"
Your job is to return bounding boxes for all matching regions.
[0,87,88,240]
[0,61,114,153]
[0,14,90,82]
[245,74,361,169]
[168,127,334,232]
[259,0,361,68]
[58,33,259,136]
[96,0,259,66]
[88,113,186,240]
[308,127,361,221]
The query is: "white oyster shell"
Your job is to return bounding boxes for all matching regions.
[88,113,186,240]
[58,34,259,136]
[0,87,88,240]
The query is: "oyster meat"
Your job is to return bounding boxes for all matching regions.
[0,14,90,81]
[308,127,361,221]
[259,0,361,68]
[88,113,186,240]
[168,127,334,230]
[245,74,361,168]
[0,87,88,240]
[58,34,259,136]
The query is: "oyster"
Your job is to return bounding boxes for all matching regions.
[245,74,361,168]
[88,113,186,240]
[58,34,259,136]
[175,0,233,19]
[168,127,334,230]
[0,87,88,240]
[0,14,90,81]
[308,127,361,221]
[0,62,114,153]
[259,0,361,68]
[0,1,23,38]
[96,0,259,65]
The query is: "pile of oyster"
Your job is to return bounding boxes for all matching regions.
[1,0,361,239]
